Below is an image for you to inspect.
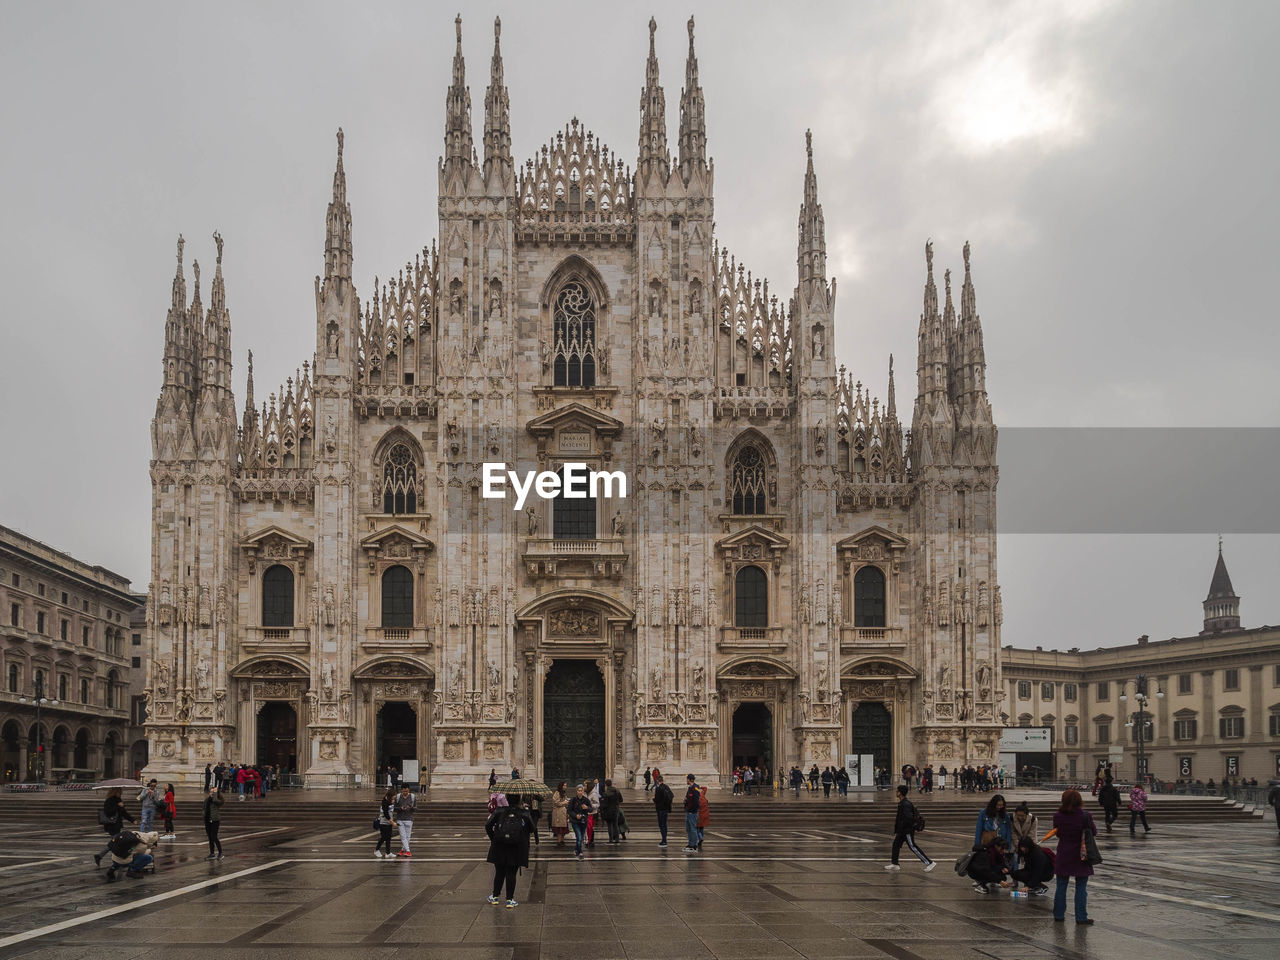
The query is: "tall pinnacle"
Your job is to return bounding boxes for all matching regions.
[953,240,987,406]
[482,15,512,185]
[638,17,669,178]
[914,239,950,416]
[796,130,826,286]
[324,129,353,282]
[444,14,474,172]
[678,15,707,179]
[886,353,897,421]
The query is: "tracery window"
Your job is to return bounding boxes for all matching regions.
[553,467,597,539]
[853,566,886,627]
[729,445,767,515]
[553,280,597,387]
[380,442,418,515]
[381,565,414,628]
[262,565,294,628]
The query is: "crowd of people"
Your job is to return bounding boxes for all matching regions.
[203,761,282,799]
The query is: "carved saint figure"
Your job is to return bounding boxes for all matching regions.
[812,325,825,359]
[611,511,625,536]
[321,660,335,701]
[175,689,193,722]
[195,656,210,697]
[692,664,705,695]
[525,505,539,536]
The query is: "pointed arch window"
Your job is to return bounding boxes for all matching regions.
[553,466,597,539]
[381,442,418,515]
[729,444,768,515]
[262,565,295,627]
[381,565,414,628]
[853,566,886,627]
[553,280,597,388]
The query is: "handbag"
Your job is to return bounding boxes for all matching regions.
[980,829,999,846]
[954,850,974,876]
[1081,826,1103,865]
[373,817,382,831]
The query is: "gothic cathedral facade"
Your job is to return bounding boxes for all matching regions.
[144,17,1002,786]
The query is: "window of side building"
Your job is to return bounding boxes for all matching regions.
[1178,673,1192,694]
[1173,715,1197,740]
[1095,721,1111,744]
[1096,681,1110,700]
[1017,680,1031,700]
[1219,714,1244,739]
[1040,682,1055,700]
[1064,683,1077,702]
[1224,669,1240,692]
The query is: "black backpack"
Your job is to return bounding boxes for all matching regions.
[913,811,927,833]
[494,808,524,845]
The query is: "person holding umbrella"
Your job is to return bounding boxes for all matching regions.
[484,793,538,908]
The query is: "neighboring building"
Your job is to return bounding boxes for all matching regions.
[127,596,149,776]
[0,525,136,782]
[1004,542,1280,783]
[144,16,1003,787]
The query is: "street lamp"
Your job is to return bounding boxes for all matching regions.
[18,694,59,783]
[1121,675,1163,782]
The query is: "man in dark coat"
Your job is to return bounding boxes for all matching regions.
[885,784,935,871]
[601,779,624,843]
[1097,779,1121,832]
[652,771,673,847]
[484,795,537,908]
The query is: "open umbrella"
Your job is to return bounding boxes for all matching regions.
[493,778,552,798]
[93,778,145,790]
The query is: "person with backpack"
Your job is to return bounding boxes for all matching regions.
[885,784,936,871]
[484,794,537,908]
[567,783,592,860]
[1128,782,1152,835]
[203,787,224,861]
[104,830,158,882]
[682,775,701,853]
[821,766,834,797]
[652,770,673,847]
[601,779,624,844]
[642,768,652,792]
[1010,837,1054,894]
[94,787,134,867]
[967,836,1012,892]
[392,784,416,857]
[374,788,397,858]
[696,783,710,850]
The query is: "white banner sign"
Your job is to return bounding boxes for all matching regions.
[999,727,1053,750]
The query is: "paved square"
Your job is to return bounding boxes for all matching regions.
[1,791,1278,960]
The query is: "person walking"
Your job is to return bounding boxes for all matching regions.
[790,766,803,796]
[203,763,212,792]
[1128,782,1151,835]
[885,784,936,871]
[488,768,498,788]
[567,783,591,860]
[682,775,701,853]
[601,779,624,844]
[550,782,569,846]
[374,788,396,858]
[485,794,537,908]
[392,784,416,857]
[821,766,834,798]
[138,780,159,832]
[160,784,177,839]
[202,787,224,861]
[94,787,134,867]
[643,768,652,792]
[808,765,820,794]
[837,766,850,797]
[652,770,673,847]
[1266,779,1280,835]
[1098,779,1121,832]
[1051,788,1097,924]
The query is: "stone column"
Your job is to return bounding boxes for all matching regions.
[1248,666,1263,737]
[1200,670,1216,746]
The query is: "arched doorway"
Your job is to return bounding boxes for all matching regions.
[256,702,298,769]
[731,703,773,771]
[102,732,118,779]
[377,702,417,777]
[130,740,149,778]
[1,720,19,782]
[850,702,892,777]
[74,728,90,769]
[543,659,605,786]
[26,724,45,780]
[51,726,70,770]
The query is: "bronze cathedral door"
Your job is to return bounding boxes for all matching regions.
[542,659,605,786]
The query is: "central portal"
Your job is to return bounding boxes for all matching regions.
[542,659,605,787]
[850,701,892,776]
[731,702,773,772]
[377,702,417,777]
[256,702,298,769]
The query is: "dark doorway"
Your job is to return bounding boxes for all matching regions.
[256,702,298,769]
[850,701,892,775]
[130,740,149,779]
[74,728,89,769]
[732,702,773,771]
[542,659,605,787]
[2,721,19,782]
[102,733,118,779]
[377,702,417,776]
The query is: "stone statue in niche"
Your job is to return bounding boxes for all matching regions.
[195,657,210,698]
[649,667,662,703]
[326,320,340,358]
[321,660,335,701]
[812,325,825,359]
[611,511,625,536]
[525,506,539,536]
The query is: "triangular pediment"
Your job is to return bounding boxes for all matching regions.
[836,525,909,552]
[360,523,434,551]
[526,401,623,438]
[715,524,791,553]
[241,525,312,551]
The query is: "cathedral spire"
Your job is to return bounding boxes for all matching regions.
[797,130,827,288]
[637,17,669,179]
[953,240,988,408]
[886,353,897,421]
[161,234,192,395]
[677,15,707,181]
[482,15,512,188]
[914,239,950,421]
[444,14,474,176]
[1202,537,1242,634]
[324,129,353,283]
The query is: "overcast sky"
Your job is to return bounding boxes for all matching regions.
[1,1,1277,650]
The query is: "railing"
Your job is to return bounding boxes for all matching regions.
[840,626,905,647]
[243,627,309,647]
[361,626,431,648]
[263,628,292,640]
[382,628,411,642]
[718,626,786,649]
[525,538,625,556]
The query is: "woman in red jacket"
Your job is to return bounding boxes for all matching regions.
[1052,789,1098,924]
[161,784,177,839]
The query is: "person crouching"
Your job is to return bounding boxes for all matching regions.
[105,830,158,881]
[966,836,1012,893]
[1010,837,1055,895]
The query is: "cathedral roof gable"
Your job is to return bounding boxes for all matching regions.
[715,524,791,553]
[359,523,434,550]
[836,525,909,553]
[526,401,623,437]
[240,525,312,550]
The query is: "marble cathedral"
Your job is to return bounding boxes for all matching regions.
[144,16,1002,786]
